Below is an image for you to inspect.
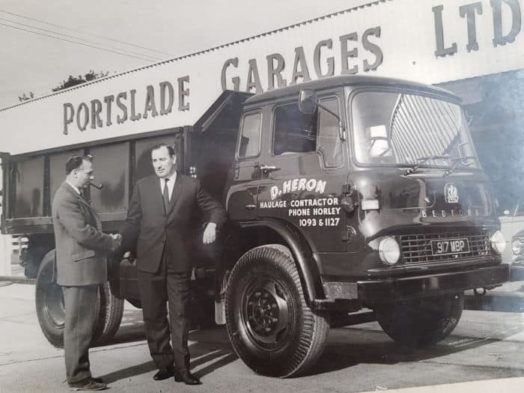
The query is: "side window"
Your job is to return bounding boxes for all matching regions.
[318,98,343,167]
[238,112,262,159]
[274,103,317,155]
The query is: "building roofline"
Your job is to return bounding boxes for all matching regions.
[0,0,388,112]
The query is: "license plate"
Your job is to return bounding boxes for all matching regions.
[431,238,470,256]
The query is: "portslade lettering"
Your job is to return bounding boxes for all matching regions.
[270,178,327,200]
[62,77,190,135]
[221,27,383,93]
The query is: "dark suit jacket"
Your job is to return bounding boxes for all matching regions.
[52,182,115,286]
[123,173,226,273]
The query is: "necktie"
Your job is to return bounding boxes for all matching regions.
[162,178,170,214]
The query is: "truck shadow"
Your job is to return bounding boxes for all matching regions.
[96,307,524,379]
[306,320,524,376]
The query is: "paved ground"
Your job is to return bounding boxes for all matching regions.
[1,282,524,393]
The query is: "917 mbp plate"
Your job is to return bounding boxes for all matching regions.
[431,238,470,256]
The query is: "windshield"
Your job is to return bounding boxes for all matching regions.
[351,90,479,169]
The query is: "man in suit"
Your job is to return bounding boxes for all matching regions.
[52,155,121,391]
[122,143,226,385]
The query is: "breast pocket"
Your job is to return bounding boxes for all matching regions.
[72,250,96,261]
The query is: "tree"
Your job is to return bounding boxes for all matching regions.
[18,92,34,102]
[51,70,109,92]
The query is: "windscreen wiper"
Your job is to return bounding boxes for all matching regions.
[443,156,479,176]
[404,155,450,176]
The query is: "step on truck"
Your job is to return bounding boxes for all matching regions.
[0,75,509,377]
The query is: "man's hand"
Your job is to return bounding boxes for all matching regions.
[202,222,217,244]
[110,233,122,251]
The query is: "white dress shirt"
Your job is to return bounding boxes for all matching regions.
[160,172,177,201]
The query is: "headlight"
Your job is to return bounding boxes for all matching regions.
[490,230,506,255]
[512,239,522,255]
[378,236,400,265]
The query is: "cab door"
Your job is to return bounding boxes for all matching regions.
[256,95,348,252]
[227,111,263,221]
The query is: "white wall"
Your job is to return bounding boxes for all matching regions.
[0,235,12,276]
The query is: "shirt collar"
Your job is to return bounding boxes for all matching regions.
[160,171,177,183]
[66,180,81,195]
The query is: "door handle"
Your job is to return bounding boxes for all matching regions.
[245,204,256,210]
[260,165,280,175]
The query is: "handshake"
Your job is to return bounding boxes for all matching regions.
[108,233,134,262]
[109,233,122,252]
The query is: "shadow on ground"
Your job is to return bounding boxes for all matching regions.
[305,320,524,377]
[94,300,524,380]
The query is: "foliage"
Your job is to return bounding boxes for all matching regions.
[18,92,34,102]
[51,70,110,92]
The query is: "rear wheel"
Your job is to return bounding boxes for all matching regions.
[225,245,329,377]
[93,283,124,344]
[35,251,64,347]
[375,293,463,347]
[35,250,124,348]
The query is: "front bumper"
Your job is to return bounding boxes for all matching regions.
[510,263,524,281]
[358,264,509,305]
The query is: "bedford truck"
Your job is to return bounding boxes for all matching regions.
[0,75,509,377]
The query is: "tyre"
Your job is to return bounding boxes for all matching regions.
[375,293,464,347]
[35,250,124,348]
[93,283,124,344]
[225,245,329,377]
[35,251,65,347]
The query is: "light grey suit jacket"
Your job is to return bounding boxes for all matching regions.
[52,182,115,286]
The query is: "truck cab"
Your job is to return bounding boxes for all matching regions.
[220,76,509,376]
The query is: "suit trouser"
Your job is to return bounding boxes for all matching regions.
[137,258,191,371]
[62,285,99,384]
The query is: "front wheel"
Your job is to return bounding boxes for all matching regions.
[225,245,329,377]
[35,251,124,348]
[375,293,464,347]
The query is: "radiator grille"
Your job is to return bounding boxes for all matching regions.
[399,231,490,264]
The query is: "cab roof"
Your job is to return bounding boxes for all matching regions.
[245,75,459,105]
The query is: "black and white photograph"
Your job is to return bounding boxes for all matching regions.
[0,0,523,392]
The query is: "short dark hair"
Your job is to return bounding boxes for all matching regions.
[151,143,175,157]
[65,154,92,174]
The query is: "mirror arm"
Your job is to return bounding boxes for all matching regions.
[317,102,346,141]
[339,120,347,141]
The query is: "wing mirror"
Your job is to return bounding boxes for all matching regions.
[298,89,318,115]
[298,89,346,141]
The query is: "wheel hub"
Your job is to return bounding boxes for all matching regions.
[242,279,291,348]
[247,289,280,336]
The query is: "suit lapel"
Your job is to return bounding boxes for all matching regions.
[64,182,90,209]
[64,183,101,229]
[166,173,183,218]
[149,175,165,213]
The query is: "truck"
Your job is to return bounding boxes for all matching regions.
[0,72,510,377]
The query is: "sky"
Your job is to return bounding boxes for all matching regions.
[0,0,365,110]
